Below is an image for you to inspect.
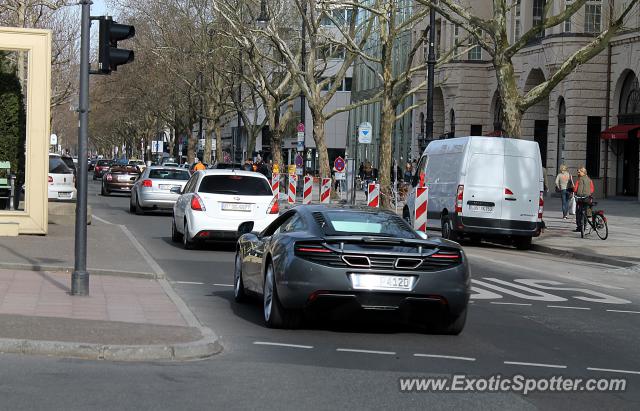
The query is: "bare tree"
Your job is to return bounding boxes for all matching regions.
[416,0,640,138]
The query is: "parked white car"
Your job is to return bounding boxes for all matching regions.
[405,136,544,249]
[48,153,76,201]
[171,169,278,248]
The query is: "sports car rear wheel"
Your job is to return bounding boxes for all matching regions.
[432,307,467,335]
[234,253,247,303]
[263,262,300,329]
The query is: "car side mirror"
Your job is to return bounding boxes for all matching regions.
[237,221,255,237]
[170,186,182,194]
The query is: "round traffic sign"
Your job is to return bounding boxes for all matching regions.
[296,122,305,132]
[334,156,345,172]
[295,154,304,167]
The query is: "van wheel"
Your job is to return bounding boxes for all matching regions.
[514,236,532,250]
[441,216,459,242]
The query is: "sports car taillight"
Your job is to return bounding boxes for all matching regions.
[191,194,206,211]
[106,174,113,181]
[142,179,152,188]
[267,196,279,214]
[455,185,464,214]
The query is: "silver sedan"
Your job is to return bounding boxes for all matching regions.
[130,166,190,214]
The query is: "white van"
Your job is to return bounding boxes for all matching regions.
[405,137,544,249]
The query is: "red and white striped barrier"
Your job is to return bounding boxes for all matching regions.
[367,183,380,208]
[414,186,428,232]
[303,176,312,204]
[320,178,331,204]
[288,174,297,204]
[271,173,279,195]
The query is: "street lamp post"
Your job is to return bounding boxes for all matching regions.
[423,8,436,152]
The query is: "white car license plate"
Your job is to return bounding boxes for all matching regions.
[469,205,493,213]
[159,184,172,190]
[58,192,72,199]
[350,274,414,291]
[118,175,130,182]
[221,202,251,212]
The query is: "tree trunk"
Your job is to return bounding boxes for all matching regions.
[247,126,258,160]
[311,109,330,178]
[204,121,212,164]
[495,59,524,138]
[378,94,395,208]
[269,105,283,169]
[214,121,223,163]
[187,126,196,164]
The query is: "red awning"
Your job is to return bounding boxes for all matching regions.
[484,130,505,137]
[600,124,640,140]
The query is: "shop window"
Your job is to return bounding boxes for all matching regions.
[586,116,601,178]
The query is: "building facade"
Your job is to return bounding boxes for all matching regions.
[409,0,640,199]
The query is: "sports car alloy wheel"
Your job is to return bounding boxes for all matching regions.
[263,264,274,323]
[263,262,301,329]
[234,253,246,302]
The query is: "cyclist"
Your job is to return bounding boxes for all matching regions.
[573,167,594,233]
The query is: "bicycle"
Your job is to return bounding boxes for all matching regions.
[576,196,608,240]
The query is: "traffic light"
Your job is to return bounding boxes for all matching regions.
[98,17,135,74]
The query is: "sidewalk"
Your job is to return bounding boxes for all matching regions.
[0,217,221,361]
[533,195,640,267]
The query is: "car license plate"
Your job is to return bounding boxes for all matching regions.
[350,274,414,291]
[159,184,172,190]
[118,175,130,181]
[58,192,72,199]
[221,202,251,212]
[469,205,493,213]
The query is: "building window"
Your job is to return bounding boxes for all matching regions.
[514,3,522,41]
[343,77,352,91]
[532,0,546,38]
[586,116,601,178]
[453,24,460,57]
[585,1,602,33]
[468,39,481,60]
[449,109,456,138]
[470,125,483,135]
[564,1,572,32]
[557,98,566,173]
[619,72,640,123]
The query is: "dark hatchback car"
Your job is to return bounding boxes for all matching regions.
[93,159,113,180]
[101,165,140,196]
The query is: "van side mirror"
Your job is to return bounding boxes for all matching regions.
[237,221,255,236]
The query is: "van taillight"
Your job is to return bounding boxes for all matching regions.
[267,196,279,214]
[455,185,464,214]
[48,176,53,183]
[505,188,514,195]
[538,191,544,220]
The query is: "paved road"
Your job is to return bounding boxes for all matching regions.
[0,178,638,410]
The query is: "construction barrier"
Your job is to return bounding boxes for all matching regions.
[288,174,297,204]
[303,176,312,205]
[320,178,331,204]
[271,173,279,194]
[367,183,380,208]
[414,186,428,232]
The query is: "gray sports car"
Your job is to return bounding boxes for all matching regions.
[234,205,470,334]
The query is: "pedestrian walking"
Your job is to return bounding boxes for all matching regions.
[193,158,206,172]
[555,165,573,219]
[573,167,595,233]
[403,163,413,184]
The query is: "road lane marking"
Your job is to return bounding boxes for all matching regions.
[414,353,476,361]
[504,361,567,369]
[336,348,396,355]
[606,309,640,314]
[515,279,631,304]
[174,281,205,285]
[253,341,314,349]
[490,302,532,306]
[547,305,591,310]
[473,279,567,302]
[91,214,115,225]
[586,367,640,375]
[212,283,234,287]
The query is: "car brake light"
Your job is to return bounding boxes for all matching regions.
[106,174,113,181]
[505,188,514,195]
[295,243,332,254]
[430,252,460,259]
[48,176,53,183]
[142,179,152,187]
[455,185,464,214]
[267,196,279,214]
[191,194,206,211]
[538,191,544,220]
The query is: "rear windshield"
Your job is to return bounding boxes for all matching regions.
[198,175,271,196]
[61,157,76,170]
[320,211,418,238]
[49,157,73,174]
[149,169,190,180]
[110,166,139,174]
[97,160,111,166]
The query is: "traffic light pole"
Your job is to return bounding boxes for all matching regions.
[72,0,91,296]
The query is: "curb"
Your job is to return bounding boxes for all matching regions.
[0,262,158,279]
[530,243,636,268]
[0,332,222,362]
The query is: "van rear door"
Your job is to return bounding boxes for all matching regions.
[502,155,540,222]
[463,153,503,221]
